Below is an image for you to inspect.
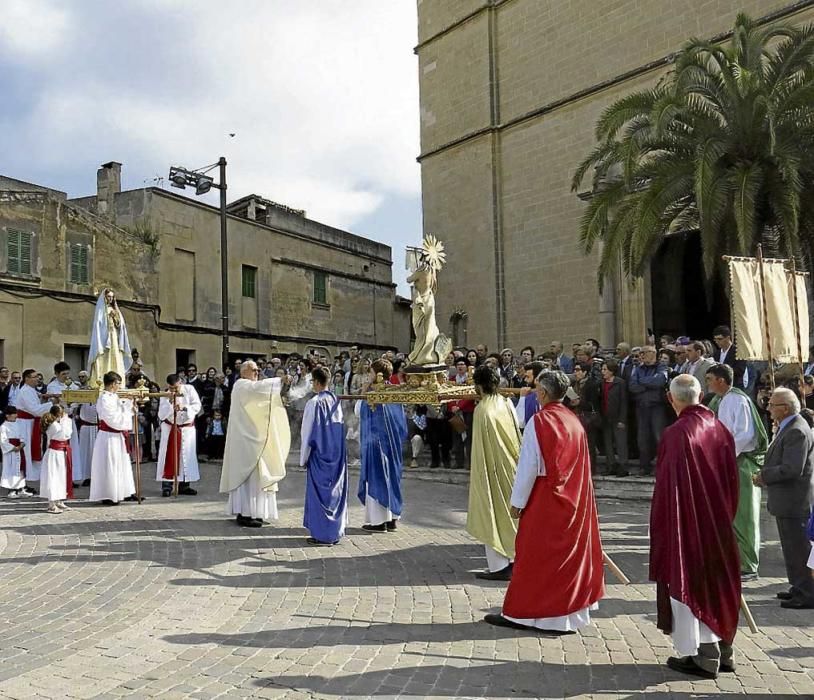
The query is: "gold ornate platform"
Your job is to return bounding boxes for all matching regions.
[361,368,478,406]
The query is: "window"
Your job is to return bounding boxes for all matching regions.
[7,229,32,275]
[63,344,89,374]
[313,271,327,305]
[242,265,257,298]
[69,243,89,284]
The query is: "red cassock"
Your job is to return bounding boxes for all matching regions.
[649,404,741,643]
[502,402,605,619]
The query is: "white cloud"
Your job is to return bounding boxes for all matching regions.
[2,0,421,231]
[0,0,72,58]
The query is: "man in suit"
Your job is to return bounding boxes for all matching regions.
[600,359,629,477]
[684,342,715,398]
[712,325,748,389]
[0,370,22,418]
[755,388,814,609]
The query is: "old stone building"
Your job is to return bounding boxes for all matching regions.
[0,163,410,377]
[415,0,814,349]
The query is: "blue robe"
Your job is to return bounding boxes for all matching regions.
[523,392,539,425]
[357,401,408,515]
[303,392,348,543]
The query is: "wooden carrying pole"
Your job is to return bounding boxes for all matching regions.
[602,552,630,585]
[132,409,142,503]
[740,595,759,634]
[756,245,776,389]
[789,258,806,393]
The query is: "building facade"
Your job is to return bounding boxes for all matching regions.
[0,163,410,378]
[415,0,814,349]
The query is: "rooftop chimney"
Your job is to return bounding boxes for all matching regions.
[97,161,122,218]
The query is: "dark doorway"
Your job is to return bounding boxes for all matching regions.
[650,232,729,340]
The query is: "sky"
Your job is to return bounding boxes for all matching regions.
[0,0,422,294]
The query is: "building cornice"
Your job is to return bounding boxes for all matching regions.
[273,257,396,289]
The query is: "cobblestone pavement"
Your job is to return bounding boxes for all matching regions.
[0,461,812,700]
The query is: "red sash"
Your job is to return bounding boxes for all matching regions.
[16,410,43,461]
[48,439,74,499]
[161,420,192,480]
[9,438,26,477]
[99,420,132,456]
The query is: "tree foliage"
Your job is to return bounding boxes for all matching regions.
[572,13,814,289]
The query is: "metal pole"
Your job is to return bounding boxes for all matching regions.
[756,245,776,389]
[218,157,229,372]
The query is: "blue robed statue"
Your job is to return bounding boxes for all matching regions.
[356,360,408,532]
[300,369,348,546]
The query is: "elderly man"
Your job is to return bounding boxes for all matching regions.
[550,341,573,373]
[756,388,814,609]
[706,364,768,579]
[651,374,741,679]
[220,361,290,528]
[485,370,604,632]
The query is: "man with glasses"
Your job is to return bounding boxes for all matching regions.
[754,388,814,609]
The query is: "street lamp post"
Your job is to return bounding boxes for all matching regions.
[169,157,230,371]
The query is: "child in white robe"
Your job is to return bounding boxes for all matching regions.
[40,405,73,513]
[1,408,27,496]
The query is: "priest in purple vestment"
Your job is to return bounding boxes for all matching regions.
[300,367,348,546]
[651,374,741,680]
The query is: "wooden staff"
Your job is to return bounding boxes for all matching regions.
[172,389,180,498]
[131,407,142,503]
[756,244,776,390]
[789,258,806,394]
[740,594,759,633]
[602,552,630,584]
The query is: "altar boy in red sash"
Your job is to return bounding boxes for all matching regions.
[485,369,604,633]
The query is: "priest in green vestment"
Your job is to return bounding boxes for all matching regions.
[467,364,522,581]
[705,364,768,578]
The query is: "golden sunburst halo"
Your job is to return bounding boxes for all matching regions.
[421,234,446,271]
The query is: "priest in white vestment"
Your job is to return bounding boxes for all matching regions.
[46,362,85,487]
[219,361,290,528]
[89,372,137,505]
[156,375,202,496]
[15,369,54,484]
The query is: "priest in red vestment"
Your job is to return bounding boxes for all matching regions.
[651,374,741,680]
[485,369,605,633]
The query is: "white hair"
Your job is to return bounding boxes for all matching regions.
[669,374,702,405]
[772,387,801,414]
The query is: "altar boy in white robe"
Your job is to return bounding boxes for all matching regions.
[46,361,85,488]
[15,369,54,487]
[90,372,137,505]
[77,402,98,487]
[219,361,290,528]
[156,374,202,497]
[0,407,27,496]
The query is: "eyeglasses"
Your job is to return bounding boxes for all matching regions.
[767,402,788,407]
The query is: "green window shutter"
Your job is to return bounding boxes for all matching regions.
[70,243,89,284]
[7,229,32,275]
[242,266,256,298]
[313,271,327,304]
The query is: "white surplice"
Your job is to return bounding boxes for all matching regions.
[40,417,72,502]
[156,384,201,483]
[0,420,26,490]
[89,391,135,503]
[503,422,597,632]
[15,384,52,481]
[77,403,98,481]
[717,390,756,457]
[46,380,85,484]
[669,598,721,656]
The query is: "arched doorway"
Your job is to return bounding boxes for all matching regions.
[650,232,729,340]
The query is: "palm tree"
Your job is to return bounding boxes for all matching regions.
[572,12,814,291]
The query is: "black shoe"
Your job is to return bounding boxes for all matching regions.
[475,564,513,581]
[781,599,814,609]
[719,662,736,673]
[236,514,262,528]
[483,613,535,631]
[101,500,119,506]
[162,490,171,498]
[24,487,38,496]
[741,571,758,582]
[306,537,337,546]
[777,590,794,600]
[82,479,91,487]
[614,469,629,477]
[124,494,142,502]
[386,519,397,531]
[179,487,198,496]
[666,656,717,680]
[362,523,388,532]
[247,518,263,528]
[429,463,440,469]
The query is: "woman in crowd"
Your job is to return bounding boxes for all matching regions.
[571,362,602,473]
[466,349,480,368]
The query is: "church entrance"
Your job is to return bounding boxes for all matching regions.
[649,231,729,341]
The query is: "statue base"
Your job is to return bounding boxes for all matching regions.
[365,364,475,406]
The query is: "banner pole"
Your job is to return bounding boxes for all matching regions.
[757,245,776,390]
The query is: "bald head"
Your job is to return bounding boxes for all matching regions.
[240,360,259,379]
[668,374,702,414]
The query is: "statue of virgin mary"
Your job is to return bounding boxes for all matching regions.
[88,288,132,385]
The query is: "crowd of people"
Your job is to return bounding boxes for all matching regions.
[1,322,813,681]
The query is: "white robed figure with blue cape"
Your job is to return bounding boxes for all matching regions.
[299,368,348,546]
[88,288,132,387]
[356,360,408,532]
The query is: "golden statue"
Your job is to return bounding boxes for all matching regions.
[88,288,133,386]
[406,235,452,367]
